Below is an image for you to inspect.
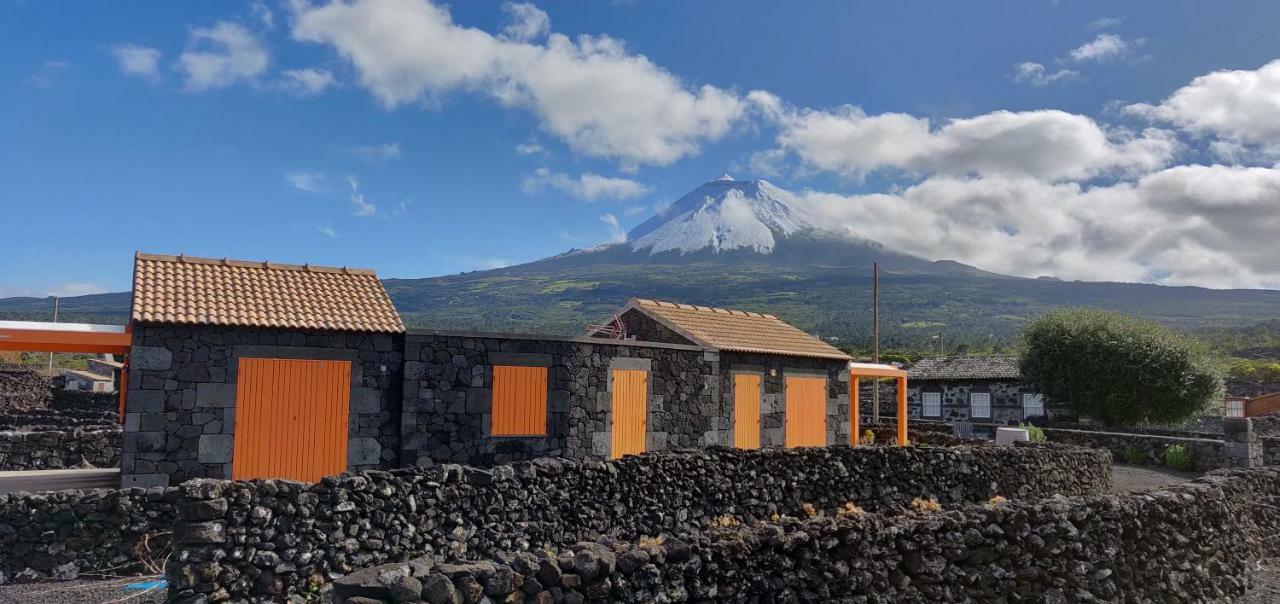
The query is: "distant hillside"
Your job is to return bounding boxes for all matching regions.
[5,176,1280,351]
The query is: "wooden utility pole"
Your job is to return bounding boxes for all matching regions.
[47,296,59,375]
[872,262,879,422]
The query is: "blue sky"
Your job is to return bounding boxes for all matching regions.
[4,1,1280,297]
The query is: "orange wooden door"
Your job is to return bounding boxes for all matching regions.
[733,373,762,449]
[232,358,352,482]
[785,376,827,447]
[611,369,648,458]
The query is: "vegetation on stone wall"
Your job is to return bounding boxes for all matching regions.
[1020,308,1224,426]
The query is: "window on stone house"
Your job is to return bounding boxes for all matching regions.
[922,392,942,417]
[970,392,991,419]
[491,365,548,436]
[1022,393,1045,418]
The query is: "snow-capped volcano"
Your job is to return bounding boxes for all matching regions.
[627,174,824,255]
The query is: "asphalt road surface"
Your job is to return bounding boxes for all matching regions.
[0,469,119,494]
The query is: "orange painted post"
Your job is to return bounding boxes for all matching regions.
[896,376,908,445]
[491,365,549,435]
[850,376,860,446]
[118,356,129,423]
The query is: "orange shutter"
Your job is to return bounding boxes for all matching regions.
[232,358,351,482]
[611,369,648,458]
[491,365,549,436]
[785,376,827,447]
[733,373,761,449]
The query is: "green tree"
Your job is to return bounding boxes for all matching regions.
[1019,308,1223,426]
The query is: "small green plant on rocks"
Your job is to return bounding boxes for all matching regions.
[1164,444,1195,471]
[1019,423,1046,443]
[1122,445,1148,465]
[860,429,876,445]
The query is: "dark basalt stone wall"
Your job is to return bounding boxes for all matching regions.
[400,332,717,467]
[1043,427,1228,469]
[0,486,178,584]
[334,467,1280,604]
[165,444,1110,602]
[0,366,52,412]
[0,427,120,471]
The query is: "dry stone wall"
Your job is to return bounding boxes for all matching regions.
[0,427,121,471]
[0,486,178,584]
[335,467,1280,603]
[1043,427,1227,469]
[0,366,51,412]
[166,444,1110,602]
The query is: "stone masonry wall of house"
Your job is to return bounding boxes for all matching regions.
[166,444,1110,601]
[907,380,1055,424]
[123,324,403,488]
[401,332,716,467]
[0,486,179,583]
[1043,427,1228,469]
[719,351,850,447]
[334,466,1280,604]
[0,427,120,471]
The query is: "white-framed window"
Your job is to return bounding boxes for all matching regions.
[970,392,991,419]
[1022,393,1045,418]
[922,392,942,417]
[1225,399,1245,418]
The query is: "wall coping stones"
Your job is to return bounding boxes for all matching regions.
[407,329,707,352]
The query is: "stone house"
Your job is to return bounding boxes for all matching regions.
[119,254,855,486]
[121,253,406,488]
[906,355,1064,425]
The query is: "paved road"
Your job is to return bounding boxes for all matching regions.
[0,469,119,494]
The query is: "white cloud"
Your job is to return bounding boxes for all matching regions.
[515,141,545,155]
[600,212,626,243]
[177,21,269,91]
[522,168,650,201]
[251,0,276,29]
[279,68,337,96]
[1069,33,1132,62]
[316,224,338,238]
[1089,17,1124,30]
[623,205,647,217]
[344,142,402,161]
[500,2,550,42]
[27,60,70,88]
[1011,62,1078,86]
[347,176,378,216]
[1126,59,1280,153]
[801,164,1280,289]
[112,44,163,81]
[286,171,326,193]
[46,283,107,297]
[290,0,744,167]
[755,94,1178,181]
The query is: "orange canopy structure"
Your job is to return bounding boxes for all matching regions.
[0,320,131,354]
[848,362,909,446]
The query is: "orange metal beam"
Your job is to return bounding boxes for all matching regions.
[896,376,908,445]
[0,327,131,355]
[850,377,860,446]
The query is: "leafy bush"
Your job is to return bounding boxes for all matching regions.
[1164,444,1195,471]
[1020,308,1223,426]
[1019,423,1046,443]
[1122,445,1148,465]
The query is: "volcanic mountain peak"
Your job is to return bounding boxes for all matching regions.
[627,175,823,255]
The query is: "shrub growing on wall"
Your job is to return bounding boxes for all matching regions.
[1020,308,1223,426]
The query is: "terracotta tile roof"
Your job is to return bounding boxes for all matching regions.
[130,253,405,333]
[628,299,850,361]
[908,355,1022,380]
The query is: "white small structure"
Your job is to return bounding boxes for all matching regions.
[995,427,1030,446]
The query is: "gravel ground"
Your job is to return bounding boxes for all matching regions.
[1243,559,1280,602]
[1109,463,1201,494]
[0,577,164,603]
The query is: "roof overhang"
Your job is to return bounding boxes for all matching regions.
[848,362,908,378]
[0,320,131,354]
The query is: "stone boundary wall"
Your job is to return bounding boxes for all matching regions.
[0,428,121,471]
[0,410,119,432]
[50,390,119,413]
[335,467,1280,603]
[0,367,52,412]
[166,444,1110,601]
[1043,427,1227,469]
[0,486,179,583]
